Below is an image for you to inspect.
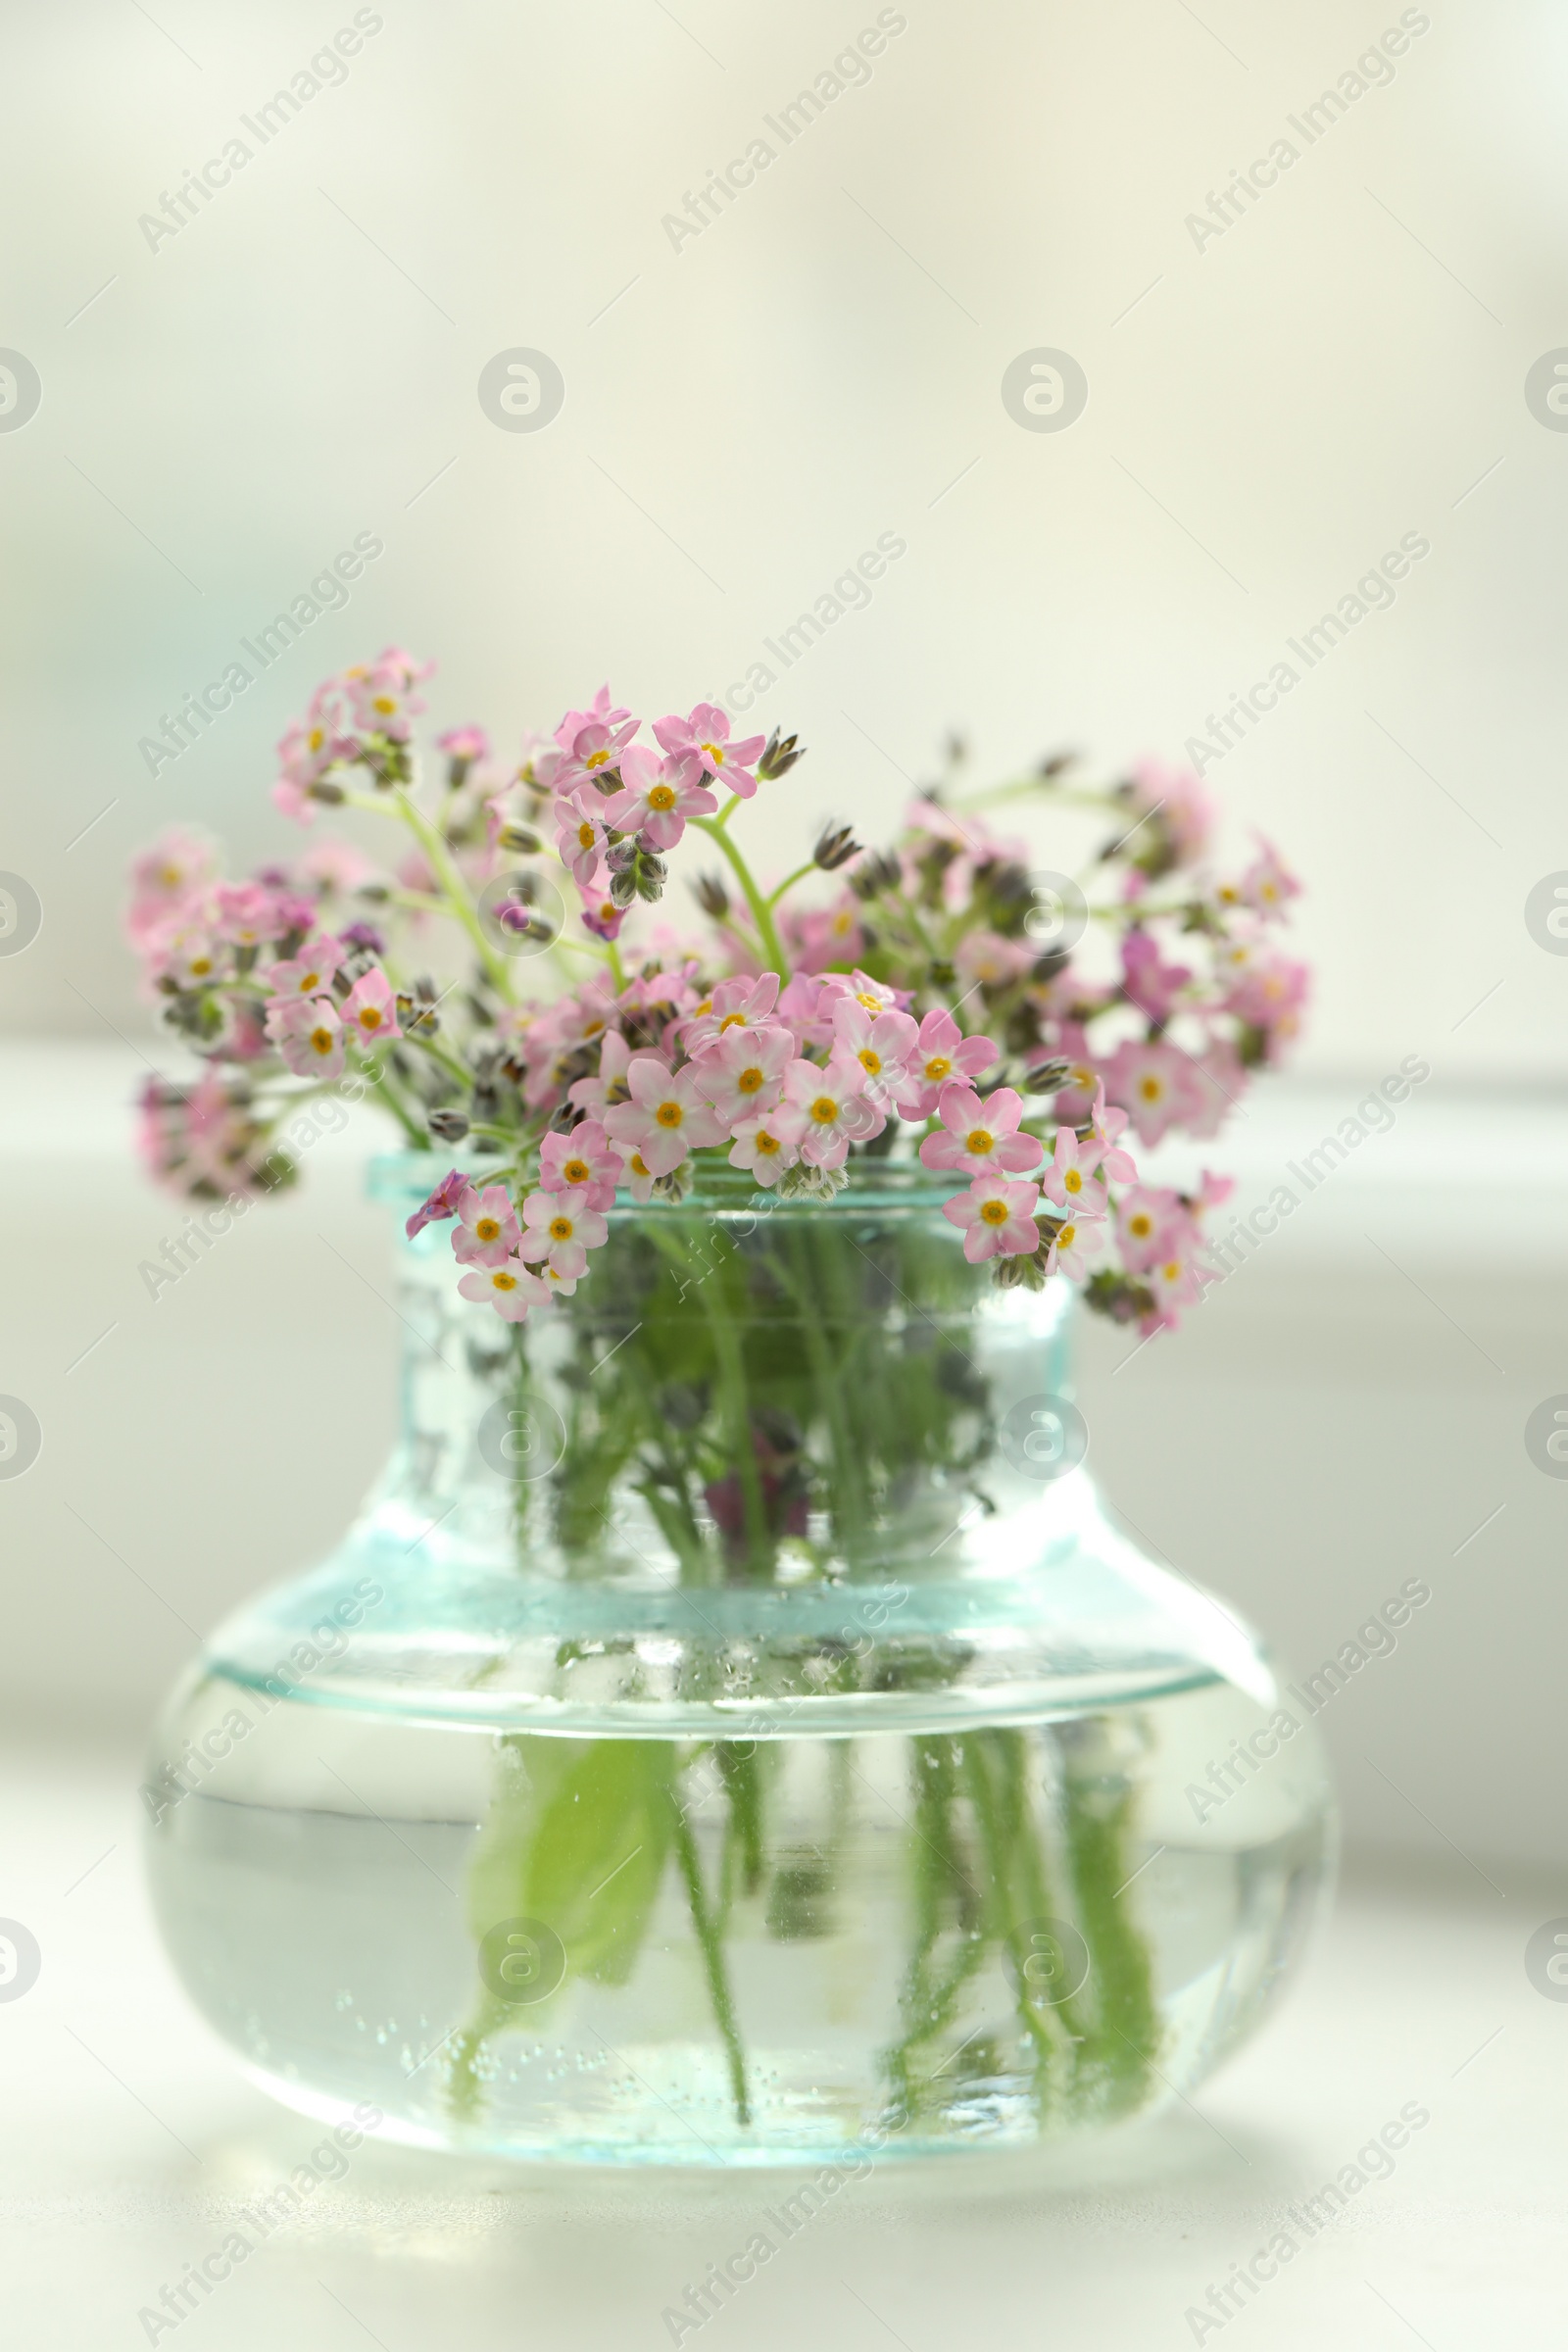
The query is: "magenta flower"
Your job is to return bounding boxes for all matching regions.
[452,1183,521,1267]
[652,704,766,799]
[775,971,838,1054]
[265,935,345,1001]
[683,972,781,1057]
[341,967,401,1045]
[787,896,866,973]
[1237,835,1301,923]
[567,1030,643,1117]
[954,930,1035,991]
[457,1256,552,1322]
[1101,1040,1202,1146]
[1120,929,1191,1025]
[603,1054,726,1176]
[541,1120,621,1211]
[1087,1083,1139,1184]
[605,747,716,851]
[127,829,217,942]
[215,881,295,949]
[1130,758,1214,866]
[780,1053,885,1169]
[919,1085,1043,1180]
[1218,943,1309,1042]
[577,869,628,943]
[1115,1184,1184,1275]
[406,1169,470,1240]
[830,997,918,1112]
[554,685,639,790]
[272,720,342,825]
[727,1105,807,1185]
[1042,1125,1108,1222]
[265,995,346,1080]
[1046,1216,1103,1282]
[436,724,490,763]
[555,792,609,885]
[518,1185,608,1281]
[692,1021,794,1125]
[347,647,433,743]
[942,1175,1043,1263]
[897,1008,998,1120]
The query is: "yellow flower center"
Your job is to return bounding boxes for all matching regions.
[564,1158,589,1186]
[492,1270,517,1292]
[359,1006,382,1031]
[1162,1260,1180,1281]
[309,1026,334,1056]
[1129,1213,1152,1239]
[577,822,595,850]
[856,992,880,1010]
[1138,1076,1163,1102]
[980,1199,1008,1226]
[965,1128,994,1155]
[718,1011,746,1032]
[810,1096,838,1125]
[549,1215,572,1243]
[190,956,212,978]
[308,728,325,752]
[755,1131,780,1155]
[858,1050,881,1075]
[1059,1223,1077,1249]
[475,1216,501,1243]
[159,865,181,887]
[586,747,610,768]
[924,1055,951,1082]
[737,1066,764,1095]
[655,1102,684,1128]
[701,741,724,764]
[630,1152,650,1176]
[373,695,396,715]
[1063,1168,1081,1194]
[647,784,676,811]
[300,970,320,992]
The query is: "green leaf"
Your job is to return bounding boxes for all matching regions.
[466,1737,677,1994]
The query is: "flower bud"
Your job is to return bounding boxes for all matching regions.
[813,823,861,872]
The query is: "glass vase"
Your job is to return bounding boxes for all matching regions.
[144,1154,1335,2165]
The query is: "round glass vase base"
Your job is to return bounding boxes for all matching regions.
[146,1676,1333,2171]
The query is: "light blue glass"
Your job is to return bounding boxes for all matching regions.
[144,1156,1335,2164]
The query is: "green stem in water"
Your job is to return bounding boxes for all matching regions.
[688,815,789,977]
[668,1789,751,2126]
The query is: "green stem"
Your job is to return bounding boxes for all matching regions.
[765,859,816,910]
[689,815,789,977]
[668,1792,751,2126]
[343,786,514,999]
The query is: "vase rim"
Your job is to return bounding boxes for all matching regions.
[368,1148,986,1217]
